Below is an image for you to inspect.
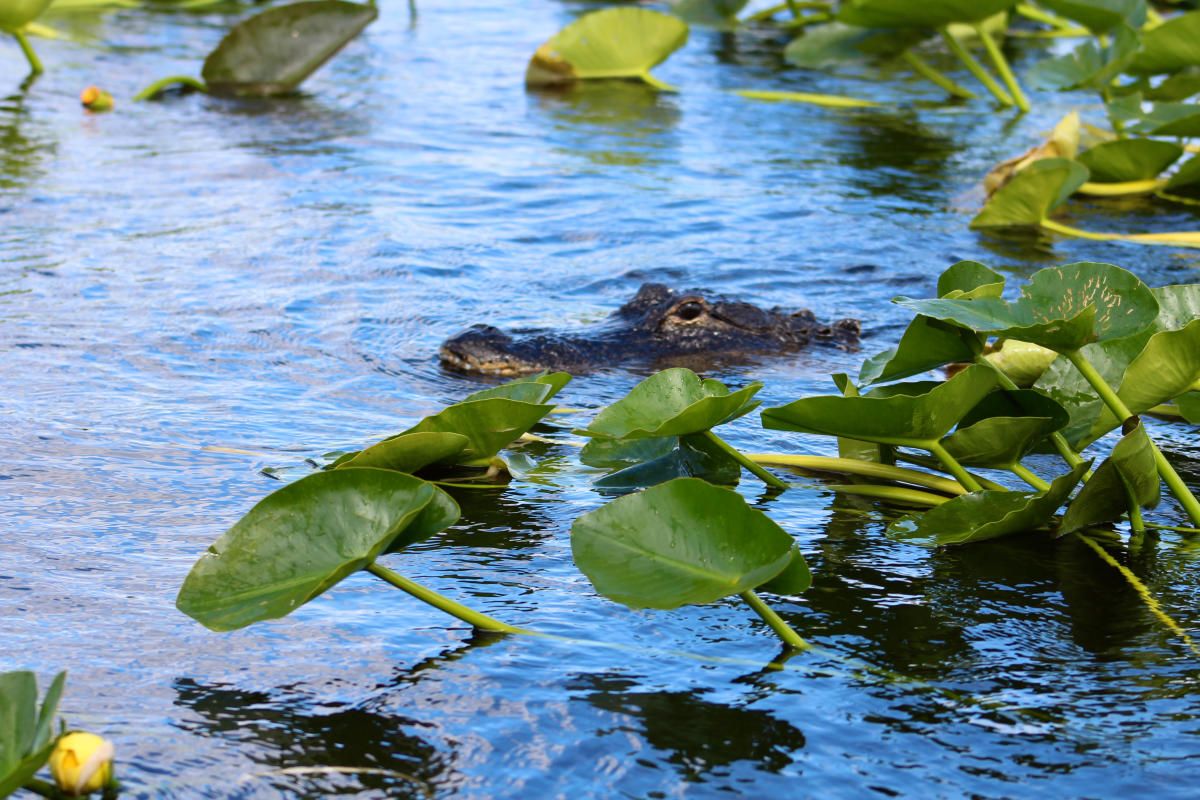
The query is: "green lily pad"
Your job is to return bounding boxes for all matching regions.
[1176,391,1200,423]
[761,364,999,448]
[0,670,65,797]
[570,478,797,609]
[984,339,1058,386]
[176,468,458,631]
[895,261,1160,354]
[1127,11,1200,75]
[836,0,1018,28]
[525,7,689,88]
[593,433,741,490]
[858,316,982,386]
[759,546,812,596]
[888,462,1088,546]
[1037,0,1145,33]
[1075,138,1183,182]
[1027,26,1136,90]
[201,1,378,97]
[970,158,1089,231]
[585,368,761,440]
[1059,419,1159,536]
[671,0,749,30]
[1129,102,1200,137]
[580,435,676,469]
[940,389,1068,468]
[0,0,52,32]
[783,22,926,68]
[830,374,894,463]
[1143,70,1200,102]
[332,431,470,474]
[401,396,557,461]
[1165,155,1200,191]
[462,371,570,404]
[937,260,1006,299]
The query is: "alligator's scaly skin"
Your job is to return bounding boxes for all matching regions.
[439,283,860,376]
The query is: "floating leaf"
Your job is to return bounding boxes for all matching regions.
[177,469,458,631]
[971,158,1089,231]
[1126,11,1200,75]
[1075,138,1183,183]
[888,462,1088,546]
[830,374,893,463]
[895,261,1159,354]
[585,368,761,440]
[1059,419,1158,535]
[858,316,982,386]
[1037,0,1145,33]
[571,478,797,609]
[1143,70,1200,102]
[462,371,570,404]
[836,0,1018,28]
[670,0,748,30]
[525,7,689,88]
[940,389,1068,468]
[201,1,378,97]
[580,435,676,469]
[593,433,740,490]
[333,432,470,474]
[783,22,925,67]
[1176,391,1200,423]
[762,364,999,448]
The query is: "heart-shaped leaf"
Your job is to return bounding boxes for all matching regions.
[1058,419,1159,536]
[1037,0,1145,33]
[937,260,1006,299]
[571,478,798,609]
[970,158,1089,231]
[580,435,676,469]
[858,315,982,386]
[585,368,761,440]
[1028,26,1137,90]
[462,371,570,404]
[896,262,1159,353]
[401,397,556,461]
[759,546,812,596]
[784,22,926,67]
[888,462,1088,546]
[1075,138,1183,182]
[201,1,378,97]
[1129,102,1200,136]
[177,469,458,631]
[332,432,470,474]
[1165,154,1200,191]
[940,389,1069,468]
[762,364,999,448]
[526,7,689,87]
[671,0,749,30]
[836,0,1018,28]
[1127,11,1200,75]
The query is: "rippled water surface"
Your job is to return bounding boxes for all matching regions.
[4,2,1200,798]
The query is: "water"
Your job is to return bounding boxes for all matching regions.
[3,2,1200,797]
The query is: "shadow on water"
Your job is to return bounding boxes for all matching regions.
[835,110,962,202]
[0,85,53,192]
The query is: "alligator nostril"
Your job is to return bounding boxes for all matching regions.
[673,301,705,321]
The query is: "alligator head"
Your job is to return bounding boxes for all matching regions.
[439,283,860,377]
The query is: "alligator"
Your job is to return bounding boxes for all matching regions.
[439,283,861,376]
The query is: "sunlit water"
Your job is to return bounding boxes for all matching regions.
[3,2,1200,797]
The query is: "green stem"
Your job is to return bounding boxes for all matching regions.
[1014,2,1077,30]
[1143,522,1200,535]
[704,431,790,490]
[1010,462,1051,491]
[1074,532,1200,656]
[367,562,527,634]
[1039,218,1119,242]
[926,440,985,493]
[1125,483,1145,534]
[1066,350,1200,526]
[739,589,809,650]
[132,75,207,102]
[13,29,43,75]
[820,483,950,507]
[901,50,977,99]
[785,0,800,19]
[939,27,1013,106]
[746,452,966,495]
[975,22,1029,112]
[21,779,58,799]
[639,72,679,92]
[744,1,789,22]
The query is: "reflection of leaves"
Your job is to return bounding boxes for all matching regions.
[593,433,740,490]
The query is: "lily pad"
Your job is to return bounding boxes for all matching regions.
[580,435,676,470]
[940,389,1068,468]
[888,462,1088,546]
[831,374,893,463]
[1058,419,1158,536]
[462,371,570,404]
[937,260,1005,299]
[858,315,982,386]
[0,670,65,797]
[783,22,926,67]
[525,7,689,88]
[1075,138,1183,183]
[759,546,813,596]
[1165,155,1200,192]
[332,431,470,474]
[1027,27,1136,90]
[896,261,1160,354]
[836,0,1018,28]
[761,364,999,448]
[585,368,761,440]
[201,1,378,97]
[1037,0,1145,33]
[0,0,52,33]
[970,158,1089,231]
[1129,102,1200,137]
[671,0,749,30]
[1176,391,1200,423]
[401,396,557,462]
[1127,11,1200,75]
[593,433,740,490]
[570,478,798,609]
[176,468,458,631]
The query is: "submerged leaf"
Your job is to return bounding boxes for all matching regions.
[525,7,689,87]
[201,1,377,97]
[571,478,798,609]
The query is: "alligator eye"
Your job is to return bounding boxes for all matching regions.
[672,301,706,321]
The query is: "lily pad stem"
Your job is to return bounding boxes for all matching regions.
[974,22,1029,112]
[1014,2,1076,30]
[926,441,985,493]
[13,29,42,75]
[820,484,950,507]
[901,50,977,99]
[132,75,207,102]
[739,589,809,650]
[746,452,966,495]
[1040,218,1200,248]
[702,431,790,489]
[367,562,528,634]
[1010,462,1050,491]
[938,27,1013,106]
[1065,350,1200,526]
[1074,532,1200,656]
[638,72,679,92]
[21,779,57,799]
